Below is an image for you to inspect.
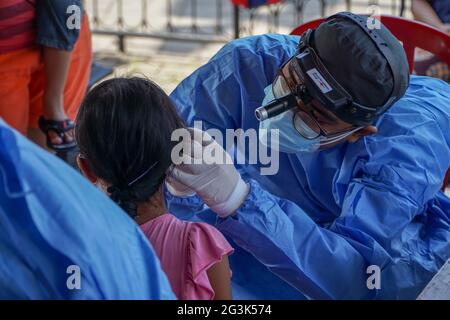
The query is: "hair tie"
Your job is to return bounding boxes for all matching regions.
[107,185,128,202]
[107,185,138,219]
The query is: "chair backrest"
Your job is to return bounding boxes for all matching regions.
[290,15,450,191]
[290,15,450,73]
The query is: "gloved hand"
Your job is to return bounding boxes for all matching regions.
[167,127,249,218]
[165,172,196,198]
[165,132,203,198]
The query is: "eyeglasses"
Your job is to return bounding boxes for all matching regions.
[273,72,352,140]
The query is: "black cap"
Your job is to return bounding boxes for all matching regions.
[312,12,410,110]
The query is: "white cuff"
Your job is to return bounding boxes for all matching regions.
[211,178,250,218]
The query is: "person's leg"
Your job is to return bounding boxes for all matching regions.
[28,14,93,148]
[414,52,450,83]
[0,48,40,135]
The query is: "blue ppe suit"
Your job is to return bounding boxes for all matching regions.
[168,34,450,299]
[0,120,174,299]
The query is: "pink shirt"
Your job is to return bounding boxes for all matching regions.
[140,213,233,300]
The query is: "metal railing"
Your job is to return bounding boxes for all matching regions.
[86,0,410,52]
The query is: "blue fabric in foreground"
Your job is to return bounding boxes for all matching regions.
[0,120,174,299]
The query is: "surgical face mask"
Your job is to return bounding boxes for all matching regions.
[258,85,363,154]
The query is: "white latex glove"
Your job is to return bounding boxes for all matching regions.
[165,134,204,198]
[168,127,249,218]
[165,175,196,198]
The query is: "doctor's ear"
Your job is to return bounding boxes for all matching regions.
[347,126,378,143]
[76,154,98,184]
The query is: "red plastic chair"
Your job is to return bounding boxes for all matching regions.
[290,15,450,191]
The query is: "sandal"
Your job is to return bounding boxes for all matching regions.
[38,116,77,151]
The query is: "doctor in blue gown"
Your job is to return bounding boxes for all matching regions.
[0,119,174,299]
[166,13,450,299]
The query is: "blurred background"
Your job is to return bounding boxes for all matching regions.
[85,0,412,93]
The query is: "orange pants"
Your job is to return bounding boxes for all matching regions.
[0,15,92,135]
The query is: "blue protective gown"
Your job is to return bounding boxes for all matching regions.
[0,120,174,299]
[168,34,450,300]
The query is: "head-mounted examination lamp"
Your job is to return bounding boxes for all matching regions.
[255,12,405,126]
[255,94,298,121]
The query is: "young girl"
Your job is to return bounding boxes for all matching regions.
[75,77,233,300]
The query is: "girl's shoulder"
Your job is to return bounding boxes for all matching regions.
[184,220,233,300]
[186,220,233,255]
[141,213,232,253]
[141,214,233,300]
[140,213,233,265]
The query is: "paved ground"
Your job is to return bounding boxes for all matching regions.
[92,37,222,93]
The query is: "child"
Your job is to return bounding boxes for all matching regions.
[75,77,233,300]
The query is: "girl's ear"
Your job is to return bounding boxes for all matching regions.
[77,155,98,184]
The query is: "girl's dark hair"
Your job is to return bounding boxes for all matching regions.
[75,77,184,218]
